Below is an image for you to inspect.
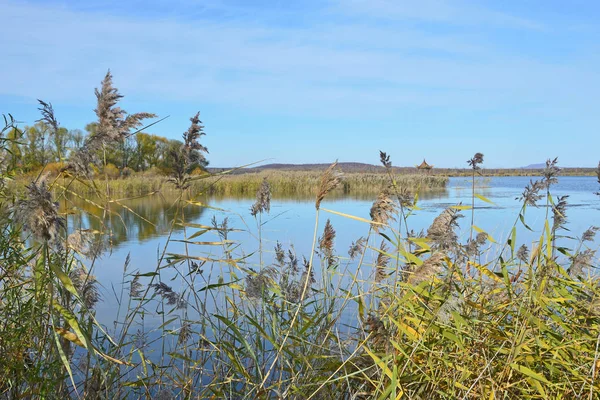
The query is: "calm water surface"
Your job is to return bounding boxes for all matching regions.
[76,176,600,328]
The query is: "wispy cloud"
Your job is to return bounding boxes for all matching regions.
[1,0,600,167]
[1,0,597,118]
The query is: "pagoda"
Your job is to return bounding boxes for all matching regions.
[416,159,433,172]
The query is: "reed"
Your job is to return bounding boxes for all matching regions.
[19,170,447,198]
[1,74,600,399]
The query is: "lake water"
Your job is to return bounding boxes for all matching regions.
[73,176,600,329]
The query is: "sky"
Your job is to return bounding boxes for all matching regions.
[0,0,599,168]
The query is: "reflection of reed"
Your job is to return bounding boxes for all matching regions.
[62,193,206,247]
[209,187,449,202]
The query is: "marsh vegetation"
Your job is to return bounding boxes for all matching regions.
[1,73,600,399]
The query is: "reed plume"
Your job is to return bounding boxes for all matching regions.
[274,242,285,267]
[379,151,391,169]
[94,70,156,144]
[518,179,545,206]
[69,268,100,310]
[250,178,271,216]
[67,229,105,259]
[150,282,186,309]
[68,71,156,175]
[348,237,366,259]
[466,232,487,256]
[168,112,208,190]
[182,111,208,167]
[408,252,446,285]
[517,244,529,263]
[245,268,274,299]
[427,207,462,250]
[375,241,390,283]
[37,100,59,136]
[130,275,143,298]
[543,157,560,188]
[318,219,336,268]
[582,226,599,242]
[467,152,484,170]
[569,249,596,278]
[315,161,342,210]
[552,195,569,232]
[13,174,65,245]
[370,187,397,232]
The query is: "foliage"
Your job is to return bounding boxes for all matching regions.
[1,74,599,399]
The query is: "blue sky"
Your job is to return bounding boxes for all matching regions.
[1,0,599,168]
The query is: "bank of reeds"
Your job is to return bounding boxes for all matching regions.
[1,74,600,399]
[11,170,448,198]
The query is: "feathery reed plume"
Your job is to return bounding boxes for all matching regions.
[379,151,391,169]
[274,242,285,266]
[211,216,230,241]
[365,314,387,348]
[94,70,157,144]
[37,100,59,136]
[245,268,275,299]
[69,268,100,310]
[375,241,390,283]
[177,322,192,346]
[130,275,143,298]
[467,152,484,170]
[150,282,186,309]
[466,232,487,257]
[583,226,599,242]
[13,174,65,244]
[397,187,414,208]
[408,252,446,285]
[67,71,156,175]
[517,244,529,263]
[517,179,545,206]
[318,219,336,268]
[569,249,596,278]
[476,231,487,245]
[182,111,208,167]
[168,112,209,189]
[250,178,271,216]
[67,229,105,259]
[543,157,560,188]
[370,187,397,232]
[427,207,462,250]
[315,161,342,210]
[300,256,316,288]
[348,237,366,259]
[288,249,299,273]
[552,195,569,232]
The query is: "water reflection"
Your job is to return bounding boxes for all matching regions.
[61,188,450,247]
[62,193,207,248]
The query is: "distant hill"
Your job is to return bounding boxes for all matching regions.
[253,162,387,172]
[209,162,416,174]
[208,162,596,177]
[521,163,546,169]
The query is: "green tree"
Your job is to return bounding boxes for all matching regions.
[52,127,69,162]
[22,122,50,170]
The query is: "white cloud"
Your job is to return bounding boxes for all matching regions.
[0,0,598,119]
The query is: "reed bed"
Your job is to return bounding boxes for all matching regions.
[1,74,600,399]
[22,170,447,198]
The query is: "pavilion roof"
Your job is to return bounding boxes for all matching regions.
[416,159,433,169]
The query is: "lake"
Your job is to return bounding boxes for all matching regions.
[70,176,599,331]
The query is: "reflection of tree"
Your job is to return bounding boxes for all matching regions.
[63,193,206,248]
